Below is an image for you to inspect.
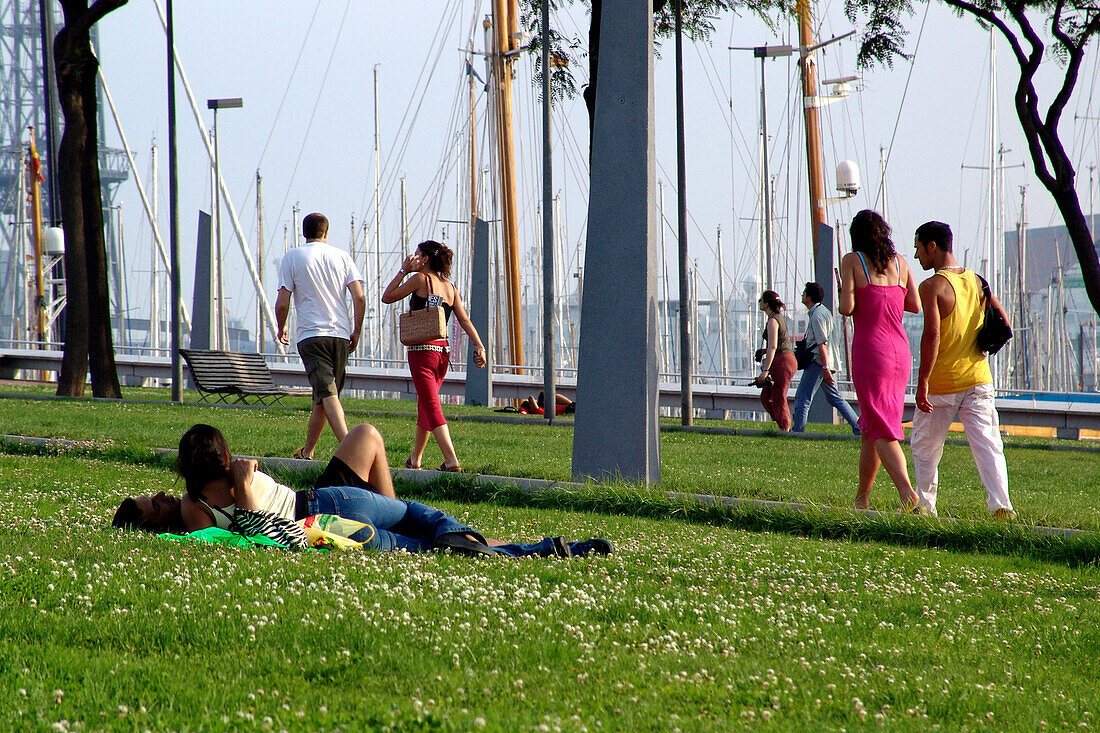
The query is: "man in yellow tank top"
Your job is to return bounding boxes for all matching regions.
[912,221,1014,520]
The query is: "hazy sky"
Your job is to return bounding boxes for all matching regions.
[93,0,1100,346]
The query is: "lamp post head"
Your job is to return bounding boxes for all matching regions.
[206,98,243,110]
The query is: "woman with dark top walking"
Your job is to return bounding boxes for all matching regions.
[838,210,922,511]
[755,290,797,431]
[382,240,486,472]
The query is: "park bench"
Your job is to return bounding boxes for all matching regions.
[180,348,311,406]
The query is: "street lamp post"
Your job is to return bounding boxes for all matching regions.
[206,96,242,350]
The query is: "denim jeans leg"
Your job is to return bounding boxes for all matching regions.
[311,486,409,526]
[393,499,484,546]
[491,537,556,557]
[343,524,432,552]
[792,361,822,432]
[310,487,469,552]
[821,380,861,432]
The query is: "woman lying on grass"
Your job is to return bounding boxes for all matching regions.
[113,422,611,558]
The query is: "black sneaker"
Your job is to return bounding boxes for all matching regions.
[434,533,496,557]
[569,538,613,557]
[550,536,572,558]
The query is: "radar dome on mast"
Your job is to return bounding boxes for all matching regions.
[836,160,861,196]
[43,227,65,255]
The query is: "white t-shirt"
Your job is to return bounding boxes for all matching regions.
[204,470,298,528]
[277,241,363,343]
[805,303,838,368]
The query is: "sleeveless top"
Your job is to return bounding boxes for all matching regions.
[928,268,992,394]
[410,275,454,323]
[851,253,909,348]
[199,471,298,529]
[850,253,911,442]
[761,314,792,354]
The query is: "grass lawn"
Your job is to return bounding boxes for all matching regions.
[1,390,1099,730]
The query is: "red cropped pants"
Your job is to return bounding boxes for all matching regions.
[408,342,450,430]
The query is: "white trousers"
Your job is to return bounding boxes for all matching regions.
[911,382,1012,515]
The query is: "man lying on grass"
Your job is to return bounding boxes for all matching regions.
[113,422,611,558]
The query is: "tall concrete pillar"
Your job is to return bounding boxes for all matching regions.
[465,217,493,405]
[808,222,836,425]
[190,211,214,350]
[572,1,660,484]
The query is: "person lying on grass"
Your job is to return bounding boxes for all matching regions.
[113,422,611,558]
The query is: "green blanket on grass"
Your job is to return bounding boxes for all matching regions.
[158,526,317,550]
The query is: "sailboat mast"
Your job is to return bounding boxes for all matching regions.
[28,128,48,345]
[759,55,773,290]
[256,170,264,353]
[988,30,998,291]
[373,64,382,361]
[151,139,160,352]
[491,0,524,371]
[798,0,827,263]
[1016,185,1029,389]
[717,225,727,374]
[468,48,478,251]
[401,176,409,256]
[879,146,888,221]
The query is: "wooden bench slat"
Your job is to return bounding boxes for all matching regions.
[180,349,311,405]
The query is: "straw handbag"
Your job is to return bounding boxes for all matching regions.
[399,277,447,346]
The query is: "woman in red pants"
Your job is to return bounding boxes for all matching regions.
[754,290,797,431]
[383,240,486,472]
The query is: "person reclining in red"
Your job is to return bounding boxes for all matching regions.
[518,392,575,416]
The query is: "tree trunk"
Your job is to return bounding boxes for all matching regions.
[54,3,122,398]
[79,46,120,397]
[1048,179,1100,318]
[1007,52,1100,318]
[54,26,90,396]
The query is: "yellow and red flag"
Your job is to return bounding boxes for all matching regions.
[28,129,45,184]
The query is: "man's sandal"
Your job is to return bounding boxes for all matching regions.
[292,447,314,461]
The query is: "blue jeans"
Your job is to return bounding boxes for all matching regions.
[491,538,595,557]
[306,486,481,552]
[792,360,861,434]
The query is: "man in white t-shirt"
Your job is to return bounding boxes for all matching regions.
[275,212,366,460]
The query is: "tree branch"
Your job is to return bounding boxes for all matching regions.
[1046,4,1100,133]
[940,0,1028,65]
[60,0,129,41]
[1000,2,1058,189]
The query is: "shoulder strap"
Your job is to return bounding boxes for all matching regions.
[975,272,992,302]
[855,252,871,281]
[894,255,903,286]
[199,499,235,528]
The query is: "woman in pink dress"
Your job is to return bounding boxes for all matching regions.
[838,210,921,511]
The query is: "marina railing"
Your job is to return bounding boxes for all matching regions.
[0,344,1097,438]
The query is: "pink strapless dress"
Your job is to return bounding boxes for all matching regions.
[850,283,911,442]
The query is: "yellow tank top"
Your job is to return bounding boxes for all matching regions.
[928,269,992,394]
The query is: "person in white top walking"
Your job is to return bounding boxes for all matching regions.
[275,212,366,460]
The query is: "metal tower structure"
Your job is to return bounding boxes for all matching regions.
[0,0,129,347]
